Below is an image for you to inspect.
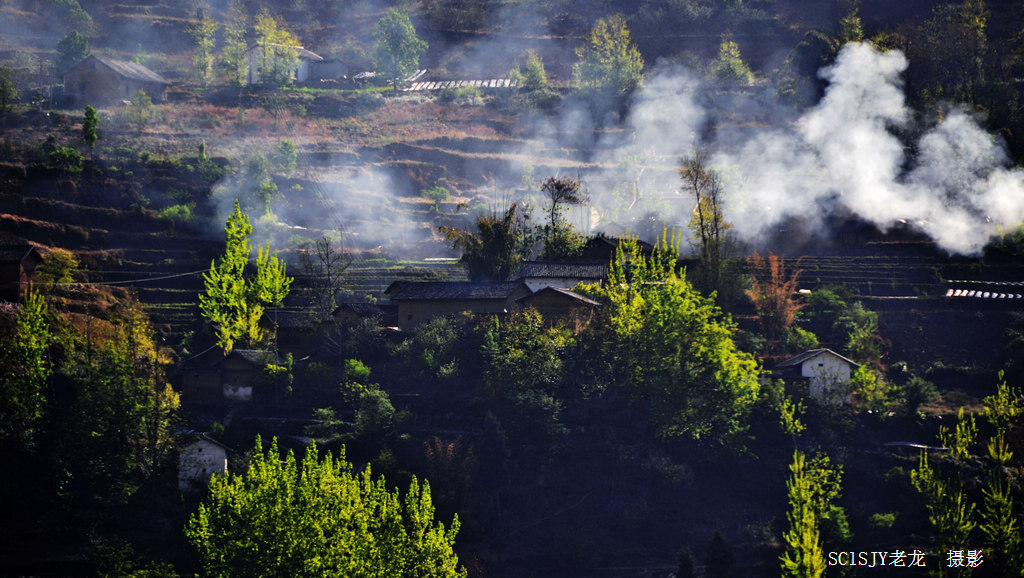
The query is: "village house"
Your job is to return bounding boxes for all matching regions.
[0,244,43,302]
[385,280,532,331]
[180,349,280,407]
[63,55,170,104]
[246,43,324,85]
[332,302,386,326]
[771,348,860,405]
[517,286,600,331]
[517,261,607,292]
[178,433,230,492]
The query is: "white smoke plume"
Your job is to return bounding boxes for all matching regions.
[525,41,1024,256]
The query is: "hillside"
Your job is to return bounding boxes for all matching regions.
[3,0,1024,576]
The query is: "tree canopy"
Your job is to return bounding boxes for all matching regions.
[185,437,466,577]
[375,10,428,92]
[573,15,644,101]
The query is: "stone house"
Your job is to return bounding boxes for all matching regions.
[0,244,43,302]
[385,281,532,331]
[178,433,230,492]
[63,55,170,104]
[771,348,860,405]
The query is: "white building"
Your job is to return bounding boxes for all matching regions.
[246,43,323,85]
[772,348,860,405]
[178,434,230,492]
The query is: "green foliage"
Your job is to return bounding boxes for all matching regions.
[399,315,464,380]
[56,30,90,73]
[900,375,939,416]
[780,395,806,438]
[850,365,894,413]
[580,235,760,446]
[868,512,897,529]
[273,139,297,176]
[186,4,218,88]
[573,15,644,100]
[709,38,753,87]
[910,451,976,554]
[539,176,588,261]
[440,203,536,281]
[0,290,50,444]
[0,66,20,120]
[156,203,196,229]
[481,310,573,444]
[375,10,428,91]
[422,186,450,213]
[223,0,249,87]
[82,105,98,147]
[127,89,153,135]
[48,0,92,30]
[36,247,78,293]
[48,146,83,175]
[199,200,293,352]
[253,8,301,88]
[780,451,829,578]
[982,373,1024,436]
[185,437,466,577]
[438,85,481,105]
[681,149,734,297]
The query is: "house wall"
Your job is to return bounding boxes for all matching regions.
[0,260,34,302]
[180,369,222,406]
[396,298,508,331]
[178,439,228,492]
[523,277,601,292]
[65,61,166,104]
[803,352,853,404]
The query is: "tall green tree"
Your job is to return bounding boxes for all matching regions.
[0,289,50,445]
[253,8,300,88]
[127,89,152,135]
[82,105,98,147]
[185,437,466,577]
[374,10,428,92]
[709,37,753,87]
[572,15,644,101]
[56,29,90,73]
[0,65,19,123]
[199,199,293,352]
[539,176,588,261]
[780,451,829,578]
[680,149,733,298]
[223,0,249,88]
[186,1,218,88]
[578,235,760,446]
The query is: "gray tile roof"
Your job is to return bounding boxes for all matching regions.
[387,281,528,301]
[774,348,859,369]
[518,286,601,306]
[518,261,607,279]
[89,55,170,85]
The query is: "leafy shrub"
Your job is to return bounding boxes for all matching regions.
[438,85,481,105]
[48,146,82,175]
[157,203,196,229]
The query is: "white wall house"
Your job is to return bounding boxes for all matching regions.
[246,43,324,85]
[178,435,230,492]
[773,348,859,405]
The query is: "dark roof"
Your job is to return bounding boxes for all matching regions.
[334,302,383,317]
[518,261,607,279]
[518,286,601,306]
[181,432,233,452]
[386,281,528,301]
[586,236,655,252]
[85,55,170,85]
[774,348,859,369]
[261,309,315,329]
[219,349,279,366]
[0,245,42,262]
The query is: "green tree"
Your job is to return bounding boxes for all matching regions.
[223,0,249,88]
[780,451,828,578]
[185,437,466,577]
[127,89,152,135]
[35,247,79,292]
[273,139,297,175]
[0,289,51,444]
[56,29,90,73]
[374,9,428,92]
[680,149,733,297]
[422,186,450,213]
[82,105,98,147]
[709,38,753,87]
[572,15,644,101]
[0,65,19,123]
[539,176,588,261]
[199,200,293,352]
[253,8,301,88]
[578,235,761,446]
[186,1,218,88]
[440,202,536,281]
